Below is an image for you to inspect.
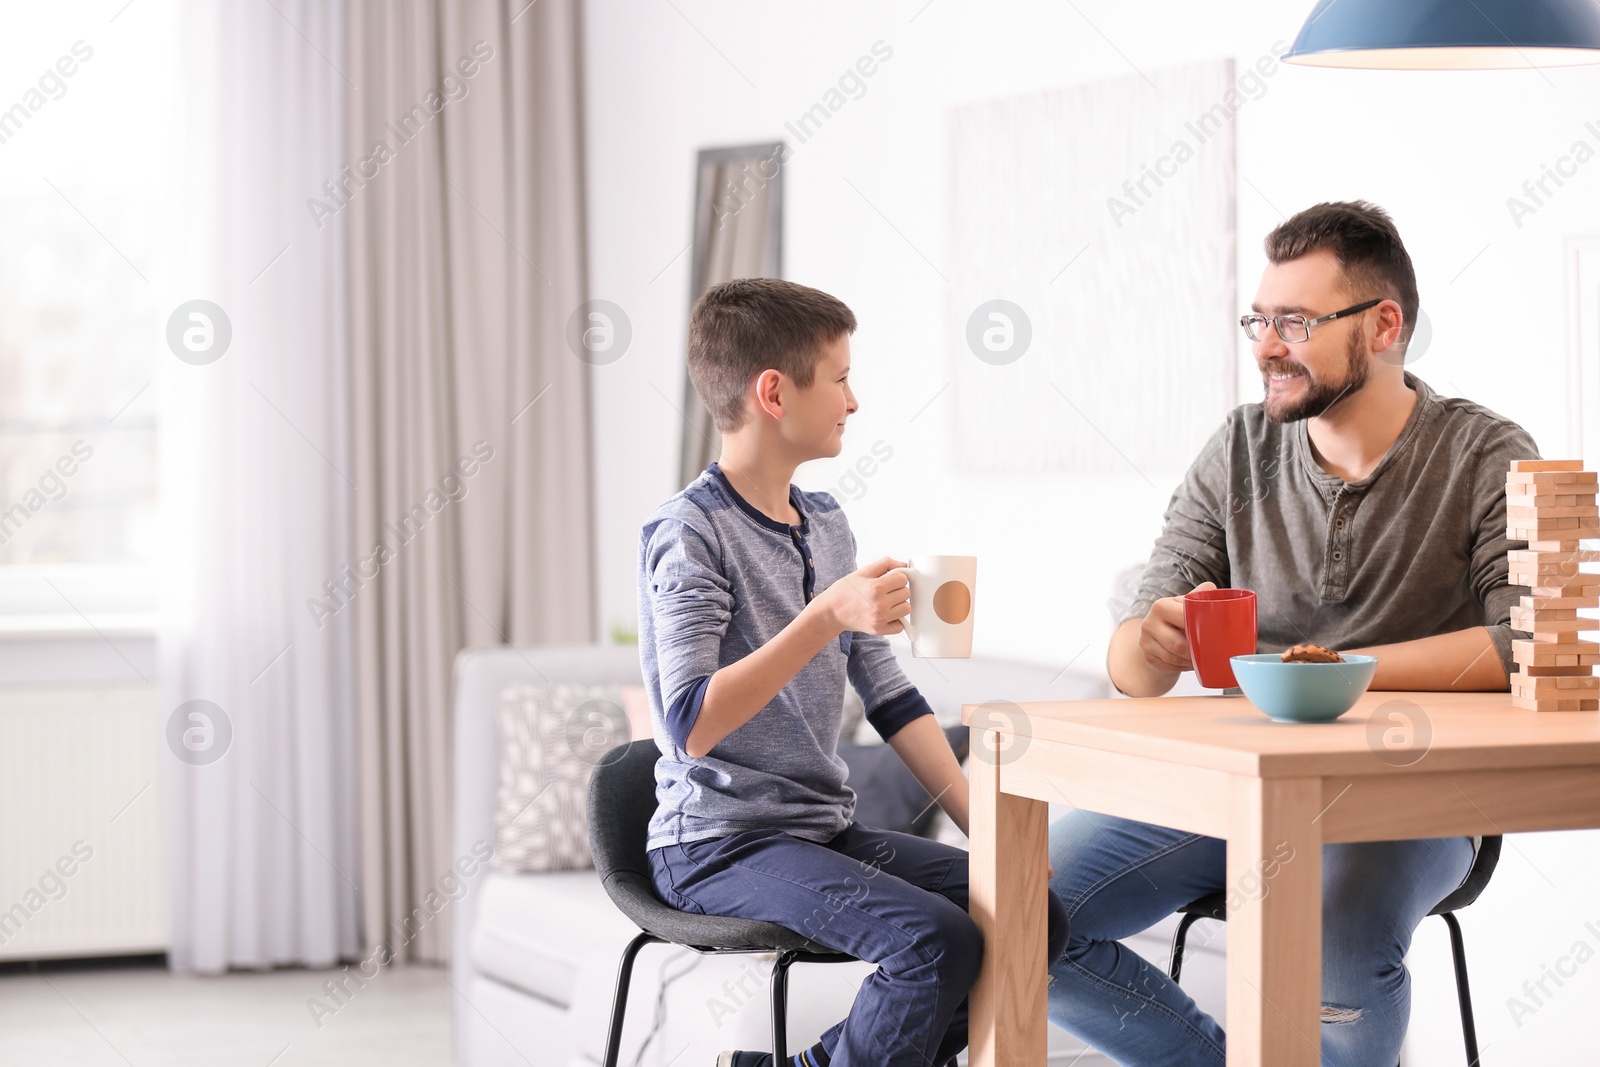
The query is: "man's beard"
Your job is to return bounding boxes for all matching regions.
[1262,329,1370,424]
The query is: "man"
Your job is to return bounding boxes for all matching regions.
[1046,201,1536,1066]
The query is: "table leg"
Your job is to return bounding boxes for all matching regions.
[1226,775,1323,1067]
[968,726,1050,1067]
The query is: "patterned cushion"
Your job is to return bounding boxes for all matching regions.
[494,682,633,873]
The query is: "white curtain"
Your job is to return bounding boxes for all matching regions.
[345,0,595,965]
[161,0,360,972]
[162,0,594,973]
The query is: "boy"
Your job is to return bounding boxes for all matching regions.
[638,278,1069,1067]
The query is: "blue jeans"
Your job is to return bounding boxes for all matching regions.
[650,822,1070,1067]
[1044,811,1474,1066]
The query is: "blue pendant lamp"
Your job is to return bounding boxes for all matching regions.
[1282,0,1600,69]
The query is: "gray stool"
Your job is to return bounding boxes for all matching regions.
[1168,835,1500,1067]
[588,738,959,1067]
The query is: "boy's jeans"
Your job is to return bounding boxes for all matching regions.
[650,822,1070,1067]
[1044,809,1475,1066]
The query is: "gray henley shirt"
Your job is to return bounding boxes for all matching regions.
[638,463,933,852]
[1123,372,1540,678]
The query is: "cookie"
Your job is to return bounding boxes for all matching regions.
[1281,643,1345,664]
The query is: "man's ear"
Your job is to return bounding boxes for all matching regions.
[753,368,786,419]
[1371,299,1405,356]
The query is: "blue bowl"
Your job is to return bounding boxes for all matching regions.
[1229,653,1378,723]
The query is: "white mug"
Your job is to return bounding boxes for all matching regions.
[889,555,977,658]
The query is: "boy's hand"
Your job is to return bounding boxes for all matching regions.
[815,557,911,636]
[1138,581,1215,674]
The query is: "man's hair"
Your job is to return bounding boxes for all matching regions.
[1264,200,1419,339]
[687,277,856,432]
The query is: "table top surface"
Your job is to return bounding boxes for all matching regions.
[960,691,1600,777]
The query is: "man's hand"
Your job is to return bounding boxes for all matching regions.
[813,557,911,636]
[1138,581,1216,675]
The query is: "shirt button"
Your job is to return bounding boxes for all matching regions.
[807,557,814,566]
[1333,551,1343,561]
[1335,519,1345,529]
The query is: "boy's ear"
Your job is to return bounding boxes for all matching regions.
[753,368,786,420]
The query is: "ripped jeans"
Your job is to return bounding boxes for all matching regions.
[1044,810,1474,1066]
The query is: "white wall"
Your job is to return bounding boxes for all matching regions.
[581,2,1600,1062]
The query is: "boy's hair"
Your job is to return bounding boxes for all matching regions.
[1265,200,1419,337]
[687,277,856,432]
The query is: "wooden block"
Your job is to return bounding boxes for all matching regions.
[1511,606,1580,621]
[1513,643,1594,661]
[1523,594,1600,609]
[1512,560,1595,572]
[1509,571,1599,587]
[1516,606,1581,616]
[1509,521,1584,537]
[1522,567,1600,579]
[1537,618,1600,631]
[1513,695,1600,712]
[1512,565,1600,579]
[1508,497,1597,513]
[1507,506,1600,521]
[1514,625,1594,639]
[1525,540,1588,552]
[1510,675,1600,694]
[1508,489,1596,503]
[1510,559,1600,575]
[1528,625,1600,642]
[1513,638,1600,665]
[1531,583,1600,597]
[1512,673,1600,693]
[1508,549,1600,564]
[1508,489,1599,500]
[1508,525,1600,541]
[1512,685,1599,701]
[1510,459,1587,473]
[1506,471,1599,486]
[1520,663,1597,676]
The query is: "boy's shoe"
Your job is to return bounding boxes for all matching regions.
[716,1054,771,1067]
[716,1047,828,1067]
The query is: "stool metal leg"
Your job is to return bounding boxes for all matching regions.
[1168,912,1203,983]
[771,949,798,1063]
[602,931,662,1067]
[1439,912,1482,1066]
[1168,906,1483,1067]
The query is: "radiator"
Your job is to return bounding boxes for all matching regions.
[0,682,168,960]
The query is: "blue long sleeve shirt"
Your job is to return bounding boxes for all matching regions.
[638,463,933,851]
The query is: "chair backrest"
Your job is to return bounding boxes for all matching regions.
[1433,834,1501,915]
[587,738,661,891]
[586,737,838,953]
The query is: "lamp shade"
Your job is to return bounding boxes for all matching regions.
[1282,0,1600,69]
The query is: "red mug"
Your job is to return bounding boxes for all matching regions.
[1183,588,1258,689]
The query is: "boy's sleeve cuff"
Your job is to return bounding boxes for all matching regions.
[665,675,712,752]
[865,688,934,742]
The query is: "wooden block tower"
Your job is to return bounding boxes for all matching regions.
[1506,459,1600,712]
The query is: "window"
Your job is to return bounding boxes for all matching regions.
[0,3,179,619]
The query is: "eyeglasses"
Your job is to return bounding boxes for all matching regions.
[1240,298,1382,344]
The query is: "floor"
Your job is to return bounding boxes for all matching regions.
[0,956,452,1066]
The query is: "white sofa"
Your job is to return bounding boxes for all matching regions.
[450,642,1225,1066]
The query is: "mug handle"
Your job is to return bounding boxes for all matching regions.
[887,567,916,645]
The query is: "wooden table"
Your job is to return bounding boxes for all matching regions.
[962,691,1600,1067]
